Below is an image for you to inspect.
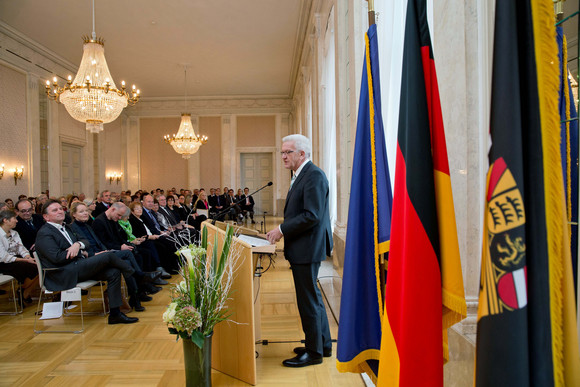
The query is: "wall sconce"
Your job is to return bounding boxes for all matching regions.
[12,166,23,185]
[0,164,4,179]
[107,172,122,185]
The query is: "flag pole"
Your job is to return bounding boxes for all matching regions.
[366,0,385,304]
[368,0,375,27]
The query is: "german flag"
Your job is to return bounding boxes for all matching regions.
[475,1,580,386]
[377,0,466,385]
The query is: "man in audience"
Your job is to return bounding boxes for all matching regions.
[4,198,14,209]
[210,188,225,220]
[35,200,139,324]
[78,193,86,202]
[226,189,243,222]
[93,190,111,217]
[241,187,256,223]
[14,199,45,252]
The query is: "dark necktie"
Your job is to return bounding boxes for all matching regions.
[27,220,35,230]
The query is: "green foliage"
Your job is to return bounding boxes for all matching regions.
[165,224,237,344]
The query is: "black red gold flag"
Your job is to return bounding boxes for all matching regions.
[377,0,466,385]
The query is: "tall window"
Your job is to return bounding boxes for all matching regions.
[39,82,48,192]
[322,7,337,229]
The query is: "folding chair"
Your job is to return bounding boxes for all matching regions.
[33,252,107,334]
[0,274,23,315]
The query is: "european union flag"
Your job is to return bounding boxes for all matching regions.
[336,23,392,383]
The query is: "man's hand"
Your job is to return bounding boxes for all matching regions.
[66,242,81,259]
[266,227,283,244]
[121,244,134,251]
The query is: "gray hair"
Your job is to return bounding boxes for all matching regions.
[282,134,311,158]
[111,202,126,211]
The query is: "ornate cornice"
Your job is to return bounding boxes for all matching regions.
[0,21,77,80]
[126,96,293,117]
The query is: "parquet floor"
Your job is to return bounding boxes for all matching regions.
[0,218,364,386]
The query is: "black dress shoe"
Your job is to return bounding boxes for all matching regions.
[129,296,146,312]
[293,346,332,357]
[108,312,139,324]
[139,293,153,302]
[282,352,323,367]
[152,278,169,286]
[140,272,161,284]
[145,284,162,294]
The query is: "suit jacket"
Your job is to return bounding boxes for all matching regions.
[158,206,179,226]
[92,202,109,218]
[69,221,108,256]
[208,194,217,208]
[129,214,150,238]
[280,161,333,264]
[141,208,163,234]
[34,223,90,291]
[92,213,128,250]
[14,214,45,251]
[240,195,255,210]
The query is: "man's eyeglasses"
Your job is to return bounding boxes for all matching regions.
[19,208,33,213]
[280,151,295,156]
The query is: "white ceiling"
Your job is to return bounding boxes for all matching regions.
[0,0,310,99]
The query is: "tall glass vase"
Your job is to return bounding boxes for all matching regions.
[182,333,213,387]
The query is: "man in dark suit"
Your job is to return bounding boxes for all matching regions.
[240,187,255,223]
[35,200,139,324]
[14,199,45,252]
[266,134,333,367]
[92,190,111,218]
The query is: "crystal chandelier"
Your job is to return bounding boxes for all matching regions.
[164,67,208,159]
[45,0,139,133]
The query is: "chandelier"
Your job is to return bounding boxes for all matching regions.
[45,0,139,133]
[164,67,208,159]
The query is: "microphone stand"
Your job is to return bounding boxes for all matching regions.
[211,182,272,225]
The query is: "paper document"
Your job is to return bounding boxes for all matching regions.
[197,209,209,217]
[39,301,63,320]
[237,234,272,247]
[61,287,82,302]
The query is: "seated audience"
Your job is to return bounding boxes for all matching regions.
[0,209,39,300]
[35,200,139,324]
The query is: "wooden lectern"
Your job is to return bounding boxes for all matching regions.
[203,222,258,385]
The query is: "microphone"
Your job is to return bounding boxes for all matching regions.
[211,182,273,224]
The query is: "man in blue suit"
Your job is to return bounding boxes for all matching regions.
[267,134,333,367]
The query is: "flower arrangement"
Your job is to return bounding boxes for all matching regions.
[164,224,241,348]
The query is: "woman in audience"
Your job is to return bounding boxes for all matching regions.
[166,195,183,223]
[83,199,97,225]
[189,191,209,230]
[0,209,39,301]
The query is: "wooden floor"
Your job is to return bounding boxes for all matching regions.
[0,218,364,386]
